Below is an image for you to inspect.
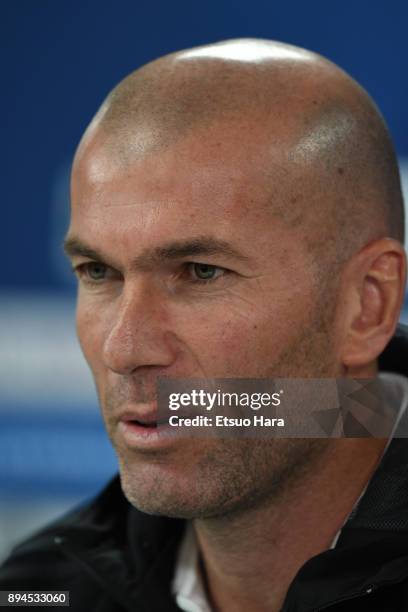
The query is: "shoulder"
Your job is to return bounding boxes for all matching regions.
[0,475,125,591]
[0,476,185,611]
[0,531,74,590]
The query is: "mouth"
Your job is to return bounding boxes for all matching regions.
[122,417,168,429]
[120,408,169,426]
[117,409,176,449]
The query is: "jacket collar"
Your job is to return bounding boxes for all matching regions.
[53,476,184,611]
[282,428,408,611]
[282,323,408,610]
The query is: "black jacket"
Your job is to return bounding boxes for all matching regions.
[2,325,408,612]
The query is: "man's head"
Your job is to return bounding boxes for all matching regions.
[65,39,406,518]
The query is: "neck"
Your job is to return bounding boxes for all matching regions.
[193,438,387,612]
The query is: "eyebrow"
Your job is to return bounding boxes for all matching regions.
[63,235,251,269]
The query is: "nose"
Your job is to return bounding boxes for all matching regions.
[102,281,177,375]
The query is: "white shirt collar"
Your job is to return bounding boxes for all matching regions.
[172,522,212,612]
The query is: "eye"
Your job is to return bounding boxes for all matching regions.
[88,262,108,280]
[188,263,225,282]
[75,262,109,281]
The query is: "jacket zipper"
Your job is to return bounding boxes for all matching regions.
[313,585,377,611]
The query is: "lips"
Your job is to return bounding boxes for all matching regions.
[117,409,178,450]
[128,419,157,428]
[124,419,162,429]
[119,411,168,428]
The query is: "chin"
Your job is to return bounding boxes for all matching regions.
[119,478,205,519]
[117,461,239,520]
[118,462,201,518]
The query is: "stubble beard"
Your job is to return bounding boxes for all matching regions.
[114,308,338,519]
[117,436,331,520]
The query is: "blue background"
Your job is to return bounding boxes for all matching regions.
[1,0,408,558]
[2,1,408,291]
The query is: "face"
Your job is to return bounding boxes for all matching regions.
[68,122,339,518]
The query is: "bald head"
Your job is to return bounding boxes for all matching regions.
[76,38,405,277]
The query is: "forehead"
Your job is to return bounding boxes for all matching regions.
[69,121,307,258]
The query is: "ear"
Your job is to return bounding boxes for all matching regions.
[340,238,406,372]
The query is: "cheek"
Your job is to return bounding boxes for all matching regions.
[176,286,314,377]
[177,304,278,376]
